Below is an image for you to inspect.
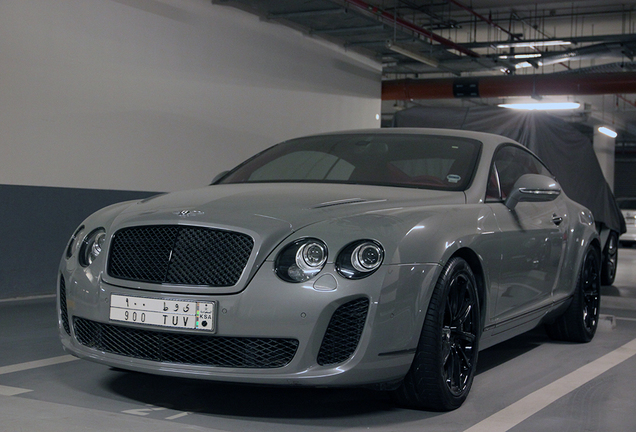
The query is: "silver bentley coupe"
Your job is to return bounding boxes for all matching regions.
[58,129,601,411]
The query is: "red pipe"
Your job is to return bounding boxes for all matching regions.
[342,0,480,58]
[382,72,636,100]
[447,0,515,39]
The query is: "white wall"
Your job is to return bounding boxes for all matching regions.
[0,0,382,192]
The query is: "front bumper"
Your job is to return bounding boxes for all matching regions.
[58,260,439,387]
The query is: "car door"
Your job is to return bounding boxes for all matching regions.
[486,145,568,322]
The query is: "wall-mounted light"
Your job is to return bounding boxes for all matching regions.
[598,126,617,138]
[386,41,439,68]
[498,102,581,110]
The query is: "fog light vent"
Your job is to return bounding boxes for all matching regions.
[317,298,369,366]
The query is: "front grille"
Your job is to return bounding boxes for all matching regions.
[73,318,298,368]
[59,275,70,336]
[317,298,369,366]
[108,225,254,286]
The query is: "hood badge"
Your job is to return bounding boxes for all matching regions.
[174,209,204,218]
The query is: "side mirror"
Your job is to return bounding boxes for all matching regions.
[505,174,561,210]
[210,171,230,185]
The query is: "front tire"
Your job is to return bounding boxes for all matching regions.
[546,246,601,342]
[394,257,480,411]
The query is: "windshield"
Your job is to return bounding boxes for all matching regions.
[219,133,482,191]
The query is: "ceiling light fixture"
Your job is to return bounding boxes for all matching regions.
[495,40,572,49]
[498,102,581,110]
[386,41,439,68]
[598,126,618,138]
[499,53,542,59]
[514,61,534,69]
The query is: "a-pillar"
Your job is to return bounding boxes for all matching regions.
[593,128,616,192]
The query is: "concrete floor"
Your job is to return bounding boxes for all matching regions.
[2,248,636,432]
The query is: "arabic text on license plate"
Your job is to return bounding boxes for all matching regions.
[109,294,216,332]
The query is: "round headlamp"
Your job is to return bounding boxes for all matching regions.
[78,228,106,267]
[336,240,384,280]
[276,238,328,283]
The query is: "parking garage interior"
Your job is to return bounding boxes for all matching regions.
[1,1,636,431]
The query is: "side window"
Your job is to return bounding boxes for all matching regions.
[486,145,554,201]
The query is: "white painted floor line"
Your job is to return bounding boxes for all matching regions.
[464,337,636,432]
[0,294,56,303]
[0,355,78,376]
[0,384,32,396]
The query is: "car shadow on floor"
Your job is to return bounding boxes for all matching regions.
[476,327,548,374]
[103,328,549,420]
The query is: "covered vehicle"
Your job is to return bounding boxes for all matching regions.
[58,129,600,411]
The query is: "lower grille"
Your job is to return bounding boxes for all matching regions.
[59,275,71,336]
[73,318,298,368]
[317,298,369,366]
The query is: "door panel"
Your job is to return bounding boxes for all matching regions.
[489,196,567,321]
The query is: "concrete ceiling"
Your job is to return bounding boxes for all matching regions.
[215,0,636,140]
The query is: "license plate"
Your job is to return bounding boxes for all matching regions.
[110,294,216,332]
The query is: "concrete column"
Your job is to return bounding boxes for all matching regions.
[593,128,616,192]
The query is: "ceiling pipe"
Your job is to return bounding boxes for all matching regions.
[446,0,517,41]
[341,0,480,58]
[382,72,636,100]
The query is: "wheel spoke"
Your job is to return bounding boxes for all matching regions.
[454,329,476,343]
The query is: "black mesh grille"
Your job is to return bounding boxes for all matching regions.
[108,226,254,286]
[317,298,369,366]
[59,275,71,336]
[73,318,298,368]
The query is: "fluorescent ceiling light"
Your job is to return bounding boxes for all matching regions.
[515,61,534,69]
[598,126,617,138]
[499,53,542,59]
[386,41,439,68]
[496,40,572,49]
[499,102,581,110]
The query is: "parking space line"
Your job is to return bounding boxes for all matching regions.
[0,355,78,376]
[0,294,56,304]
[0,384,32,396]
[464,337,636,432]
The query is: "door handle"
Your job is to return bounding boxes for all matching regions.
[552,214,563,226]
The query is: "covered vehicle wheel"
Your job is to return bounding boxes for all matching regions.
[601,231,618,286]
[546,246,601,342]
[394,257,480,411]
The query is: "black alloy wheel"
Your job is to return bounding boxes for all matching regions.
[546,246,601,342]
[394,257,480,411]
[581,249,601,335]
[601,231,618,286]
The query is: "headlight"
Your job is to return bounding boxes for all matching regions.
[275,238,328,283]
[65,225,85,259]
[78,228,106,267]
[336,240,384,279]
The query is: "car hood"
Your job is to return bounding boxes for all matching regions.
[102,183,465,293]
[113,183,465,235]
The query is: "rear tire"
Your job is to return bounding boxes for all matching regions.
[545,246,601,342]
[601,231,618,286]
[393,257,480,411]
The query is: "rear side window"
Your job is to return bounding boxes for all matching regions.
[486,145,554,201]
